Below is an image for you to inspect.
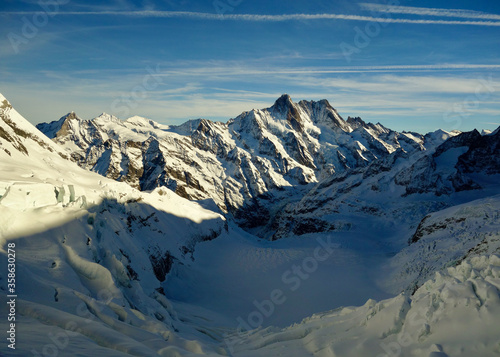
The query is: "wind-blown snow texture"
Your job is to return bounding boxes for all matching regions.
[1,92,500,356]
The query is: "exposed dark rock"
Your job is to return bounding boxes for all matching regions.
[149,250,175,282]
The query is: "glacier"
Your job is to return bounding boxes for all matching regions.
[1,92,500,356]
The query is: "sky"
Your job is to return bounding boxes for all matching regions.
[0,0,499,134]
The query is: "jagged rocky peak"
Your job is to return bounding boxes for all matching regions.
[65,111,80,120]
[433,128,482,157]
[347,116,390,135]
[266,94,303,131]
[298,97,350,132]
[58,111,84,126]
[456,126,500,175]
[36,111,85,139]
[38,111,135,142]
[317,98,333,108]
[272,95,344,131]
[195,118,217,133]
[296,97,333,110]
[347,116,366,129]
[270,93,295,113]
[233,94,350,134]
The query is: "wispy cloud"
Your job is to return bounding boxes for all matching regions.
[360,3,500,21]
[2,10,500,26]
[3,69,499,134]
[153,64,500,78]
[301,75,500,95]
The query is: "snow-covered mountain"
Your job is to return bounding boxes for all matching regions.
[2,92,500,357]
[39,94,500,240]
[37,94,427,230]
[269,126,500,239]
[0,93,231,356]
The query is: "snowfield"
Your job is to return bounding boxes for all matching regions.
[228,255,500,357]
[1,93,500,356]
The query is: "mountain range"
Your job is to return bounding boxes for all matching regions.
[1,92,500,356]
[36,94,500,239]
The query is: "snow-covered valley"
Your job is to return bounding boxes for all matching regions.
[1,92,500,356]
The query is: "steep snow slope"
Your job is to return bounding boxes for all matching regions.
[37,94,425,230]
[0,96,68,160]
[0,94,231,356]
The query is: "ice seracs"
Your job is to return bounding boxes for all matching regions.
[1,93,232,356]
[229,255,500,357]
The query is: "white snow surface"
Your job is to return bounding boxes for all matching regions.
[1,93,500,356]
[229,255,500,357]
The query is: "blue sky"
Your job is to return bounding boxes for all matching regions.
[1,0,499,134]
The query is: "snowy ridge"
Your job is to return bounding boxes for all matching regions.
[0,94,68,159]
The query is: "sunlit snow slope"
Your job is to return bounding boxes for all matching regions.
[0,94,232,356]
